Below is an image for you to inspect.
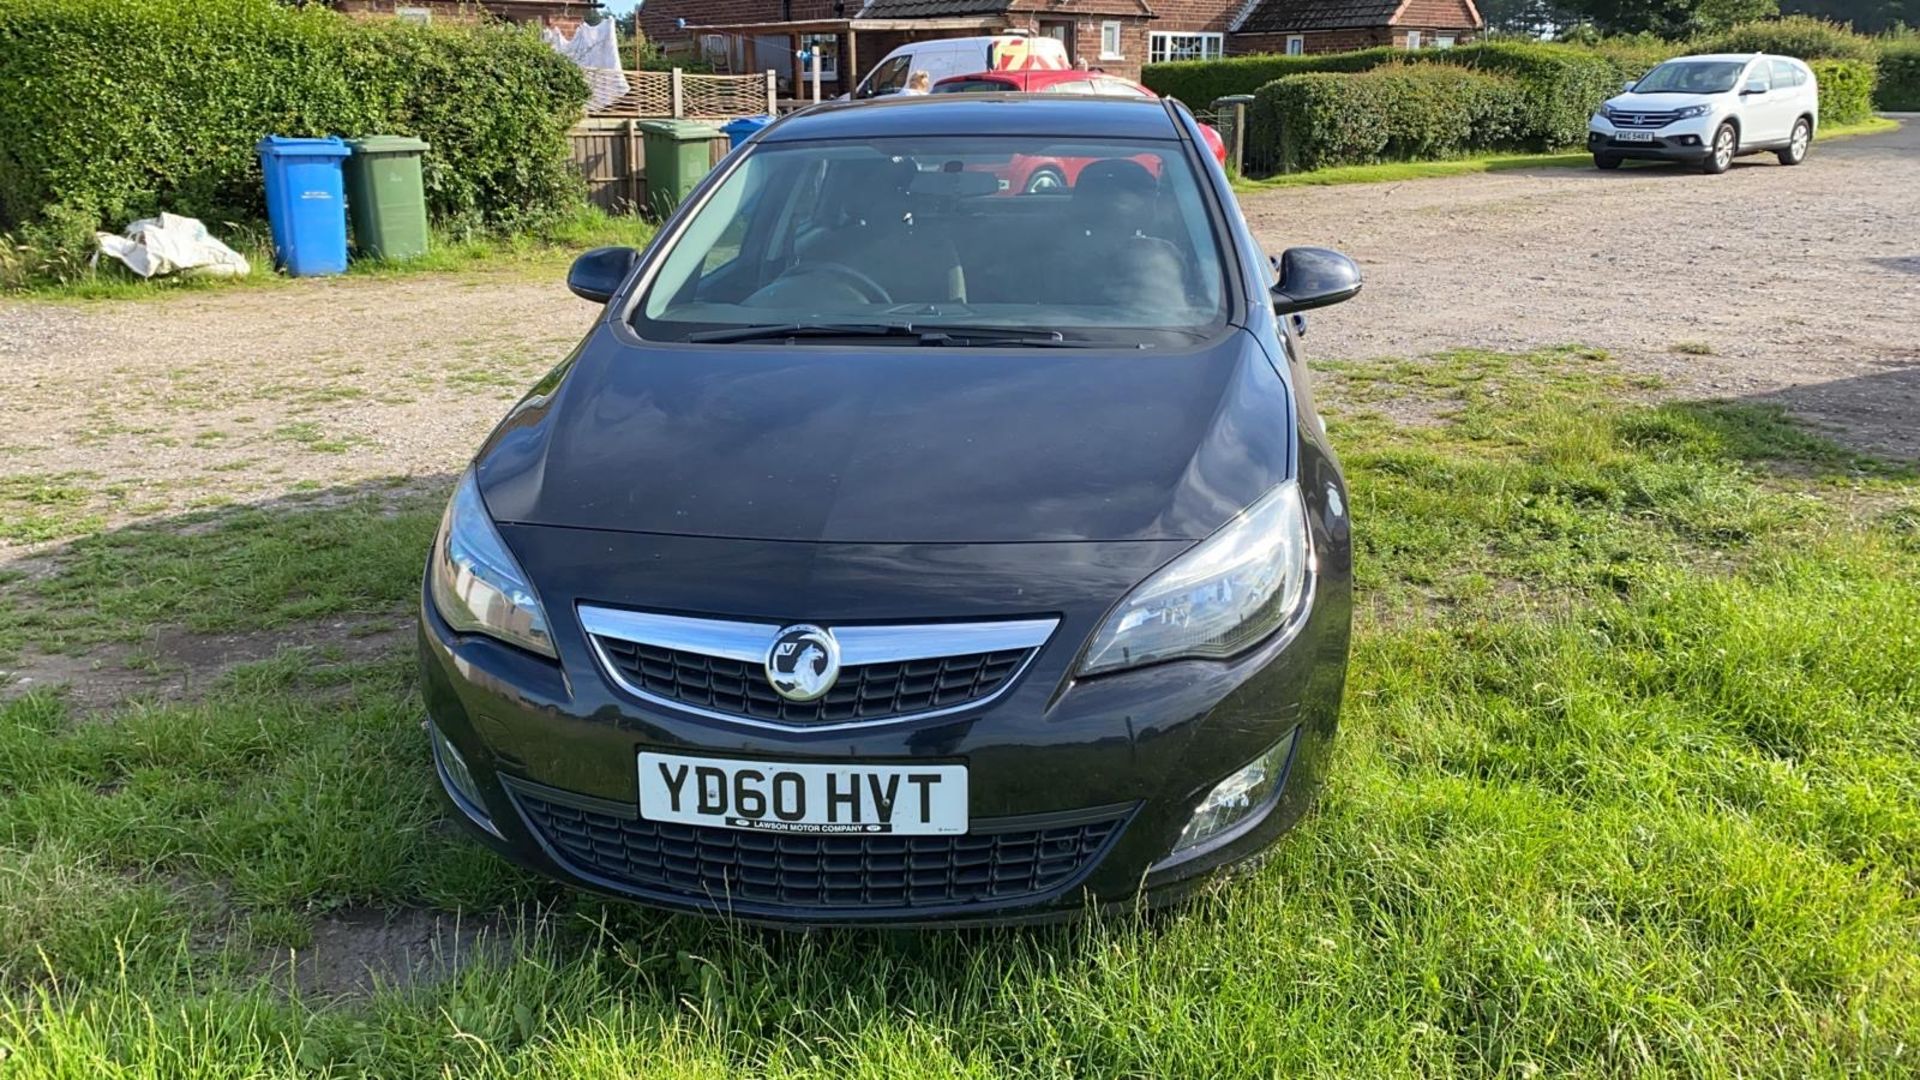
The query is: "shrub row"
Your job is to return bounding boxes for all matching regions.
[1141,48,1403,109]
[1254,65,1529,173]
[1878,36,1920,111]
[0,0,588,261]
[1691,15,1880,60]
[1808,59,1879,125]
[1221,41,1612,171]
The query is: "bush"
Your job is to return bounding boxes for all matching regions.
[1808,58,1878,125]
[1578,33,1675,81]
[1141,48,1399,107]
[1877,35,1920,110]
[0,0,587,264]
[1255,64,1529,172]
[1692,15,1879,60]
[1436,41,1621,147]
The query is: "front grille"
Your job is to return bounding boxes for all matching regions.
[515,789,1126,913]
[1610,110,1679,129]
[594,637,1031,725]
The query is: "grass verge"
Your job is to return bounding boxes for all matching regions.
[0,347,1915,1076]
[1232,115,1901,191]
[3,206,655,302]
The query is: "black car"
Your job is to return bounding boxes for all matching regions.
[419,94,1360,925]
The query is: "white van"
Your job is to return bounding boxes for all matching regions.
[851,34,1070,99]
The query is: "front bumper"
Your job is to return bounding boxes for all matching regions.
[1587,116,1716,160]
[418,483,1351,926]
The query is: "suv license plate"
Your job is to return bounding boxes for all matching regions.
[1616,130,1655,142]
[638,751,968,835]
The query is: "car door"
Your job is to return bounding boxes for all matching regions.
[1739,58,1787,143]
[1771,58,1811,133]
[856,54,913,99]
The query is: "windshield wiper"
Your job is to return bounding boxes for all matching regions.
[684,322,1100,347]
[685,323,910,344]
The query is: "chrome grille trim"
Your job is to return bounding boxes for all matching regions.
[578,605,1059,732]
[1610,110,1679,129]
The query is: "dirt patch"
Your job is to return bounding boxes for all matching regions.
[1,617,412,714]
[1239,124,1920,460]
[259,907,506,1000]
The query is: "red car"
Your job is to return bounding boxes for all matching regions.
[931,68,1229,192]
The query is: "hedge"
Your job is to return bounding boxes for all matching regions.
[1254,64,1529,173]
[1692,15,1879,60]
[1141,48,1402,108]
[1878,37,1920,111]
[1436,42,1618,148]
[0,0,588,260]
[1808,59,1878,125]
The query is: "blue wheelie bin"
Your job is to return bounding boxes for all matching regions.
[256,136,353,277]
[721,115,773,150]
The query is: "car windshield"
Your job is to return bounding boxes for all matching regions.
[632,135,1228,345]
[1633,60,1748,95]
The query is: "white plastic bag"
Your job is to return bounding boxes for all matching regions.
[95,213,250,279]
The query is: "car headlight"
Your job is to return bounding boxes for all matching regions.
[429,470,556,658]
[1079,480,1312,676]
[1598,103,1617,119]
[1674,103,1714,119]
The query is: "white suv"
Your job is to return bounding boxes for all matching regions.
[1587,53,1819,174]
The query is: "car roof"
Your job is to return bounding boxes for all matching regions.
[1662,52,1772,63]
[758,94,1179,143]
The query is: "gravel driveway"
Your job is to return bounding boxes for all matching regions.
[3,121,1916,547]
[1241,119,1920,458]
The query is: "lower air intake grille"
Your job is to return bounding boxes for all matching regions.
[514,789,1126,913]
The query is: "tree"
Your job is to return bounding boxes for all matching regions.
[1479,0,1579,36]
[1561,0,1777,36]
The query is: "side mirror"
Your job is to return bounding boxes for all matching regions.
[1743,79,1768,95]
[567,246,639,304]
[1621,79,1636,93]
[1270,247,1362,315]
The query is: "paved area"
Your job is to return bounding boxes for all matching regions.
[1241,118,1920,458]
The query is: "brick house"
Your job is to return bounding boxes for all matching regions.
[639,0,1479,93]
[1229,0,1481,55]
[328,0,603,33]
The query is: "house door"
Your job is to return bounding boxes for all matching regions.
[1038,19,1075,64]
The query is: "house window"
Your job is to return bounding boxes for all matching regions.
[1101,21,1124,60]
[1285,34,1304,55]
[801,33,839,80]
[1148,31,1224,64]
[1435,34,1455,48]
[394,5,430,23]
[1405,30,1422,48]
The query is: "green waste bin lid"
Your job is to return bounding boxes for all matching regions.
[638,119,722,140]
[347,135,429,153]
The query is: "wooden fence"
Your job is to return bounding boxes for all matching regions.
[589,69,778,120]
[568,118,733,215]
[569,68,772,216]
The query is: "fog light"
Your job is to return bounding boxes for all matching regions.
[1170,728,1297,856]
[427,719,501,838]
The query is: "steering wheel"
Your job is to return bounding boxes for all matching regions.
[798,261,893,305]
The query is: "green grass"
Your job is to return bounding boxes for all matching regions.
[0,347,1915,1076]
[1233,116,1901,191]
[5,206,656,301]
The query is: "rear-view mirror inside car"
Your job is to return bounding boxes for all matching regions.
[568,246,640,304]
[1270,247,1362,315]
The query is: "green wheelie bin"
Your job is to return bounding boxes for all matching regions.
[639,120,721,217]
[344,135,430,261]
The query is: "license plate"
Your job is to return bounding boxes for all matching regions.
[638,751,968,835]
[1616,130,1655,142]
